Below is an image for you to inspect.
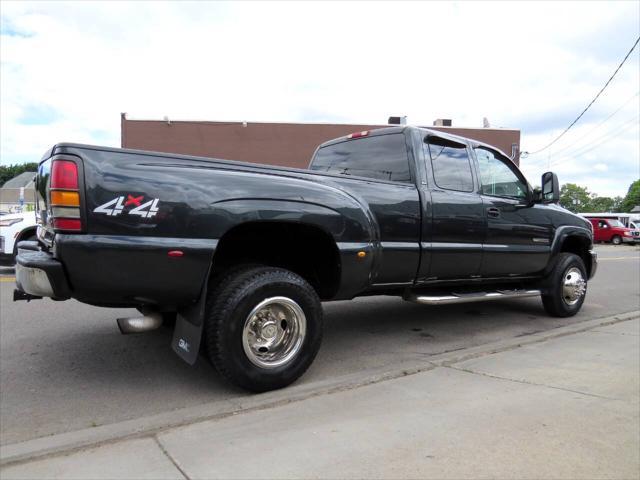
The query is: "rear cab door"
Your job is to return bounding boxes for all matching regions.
[416,131,486,281]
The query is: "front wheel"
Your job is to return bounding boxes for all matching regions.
[204,266,323,392]
[541,253,587,317]
[611,235,622,245]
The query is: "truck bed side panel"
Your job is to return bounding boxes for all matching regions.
[50,145,377,304]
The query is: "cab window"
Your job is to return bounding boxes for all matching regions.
[311,134,411,183]
[475,148,527,199]
[425,137,474,192]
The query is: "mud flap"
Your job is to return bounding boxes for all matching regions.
[171,272,209,365]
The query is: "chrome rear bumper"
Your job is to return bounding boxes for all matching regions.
[14,241,71,300]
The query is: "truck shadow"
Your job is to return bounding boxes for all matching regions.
[26,296,586,393]
[310,296,587,375]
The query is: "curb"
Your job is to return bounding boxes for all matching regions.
[1,310,638,468]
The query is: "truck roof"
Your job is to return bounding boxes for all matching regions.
[316,126,514,161]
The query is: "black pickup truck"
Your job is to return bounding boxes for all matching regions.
[15,126,596,391]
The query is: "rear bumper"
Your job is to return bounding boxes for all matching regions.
[15,242,71,299]
[588,249,598,279]
[15,235,216,307]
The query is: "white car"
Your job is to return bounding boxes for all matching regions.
[0,211,38,265]
[629,221,640,244]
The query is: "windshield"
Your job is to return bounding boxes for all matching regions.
[608,220,625,228]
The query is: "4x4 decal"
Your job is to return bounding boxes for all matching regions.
[93,195,159,218]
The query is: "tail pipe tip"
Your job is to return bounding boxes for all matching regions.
[117,312,164,334]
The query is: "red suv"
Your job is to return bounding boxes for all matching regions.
[589,218,635,245]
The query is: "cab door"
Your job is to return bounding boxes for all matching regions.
[597,220,613,242]
[473,147,552,276]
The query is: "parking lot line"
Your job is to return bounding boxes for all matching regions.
[598,257,640,261]
[0,277,16,283]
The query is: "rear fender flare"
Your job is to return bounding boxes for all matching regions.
[210,198,375,299]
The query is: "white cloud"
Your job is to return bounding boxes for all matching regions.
[1,1,638,197]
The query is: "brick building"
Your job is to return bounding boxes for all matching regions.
[121,114,521,168]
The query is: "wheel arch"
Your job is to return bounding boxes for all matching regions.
[12,226,38,254]
[550,227,594,278]
[211,220,342,300]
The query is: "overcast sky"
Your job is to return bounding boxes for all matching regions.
[1,1,639,197]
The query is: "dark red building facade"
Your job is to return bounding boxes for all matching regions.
[121,114,521,168]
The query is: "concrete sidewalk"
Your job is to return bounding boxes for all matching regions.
[2,317,638,479]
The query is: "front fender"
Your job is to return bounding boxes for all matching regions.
[545,225,594,277]
[550,225,593,255]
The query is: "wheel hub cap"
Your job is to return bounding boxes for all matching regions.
[242,297,306,369]
[562,267,586,306]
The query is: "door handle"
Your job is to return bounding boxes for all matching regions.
[487,207,501,218]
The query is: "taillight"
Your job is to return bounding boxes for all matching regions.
[52,218,82,231]
[51,161,79,190]
[50,159,82,232]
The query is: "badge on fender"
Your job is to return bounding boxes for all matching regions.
[93,195,160,218]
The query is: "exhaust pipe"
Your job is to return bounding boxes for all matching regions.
[117,312,163,334]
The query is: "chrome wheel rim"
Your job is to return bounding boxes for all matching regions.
[242,297,306,369]
[562,267,586,306]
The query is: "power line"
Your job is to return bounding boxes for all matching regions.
[523,35,640,156]
[551,115,639,165]
[548,90,639,158]
[550,115,639,166]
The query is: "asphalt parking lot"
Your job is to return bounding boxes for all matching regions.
[1,244,638,449]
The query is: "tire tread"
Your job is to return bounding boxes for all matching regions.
[204,265,322,391]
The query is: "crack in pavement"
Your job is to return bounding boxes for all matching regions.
[589,330,639,337]
[443,365,622,401]
[154,436,190,480]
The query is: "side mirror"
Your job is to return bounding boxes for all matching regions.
[541,172,559,204]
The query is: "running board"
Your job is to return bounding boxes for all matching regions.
[406,289,541,305]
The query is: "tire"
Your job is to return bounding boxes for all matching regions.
[204,265,323,392]
[611,235,622,245]
[541,253,588,317]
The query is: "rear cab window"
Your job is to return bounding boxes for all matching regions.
[310,133,411,183]
[424,137,474,192]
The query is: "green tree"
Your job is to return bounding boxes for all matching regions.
[589,195,616,212]
[560,183,592,213]
[0,163,39,187]
[612,196,624,212]
[619,179,640,213]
